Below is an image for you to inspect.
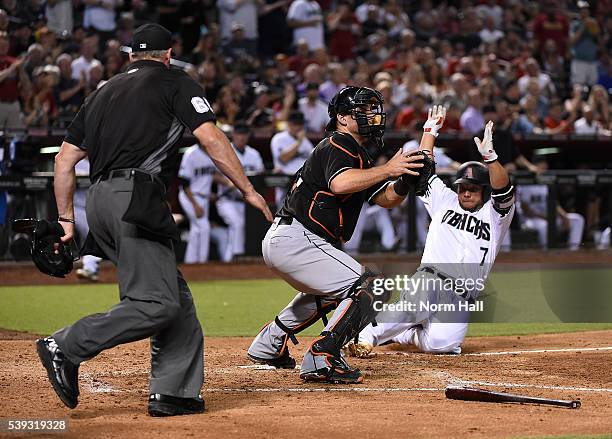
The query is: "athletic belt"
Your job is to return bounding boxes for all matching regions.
[274,216,293,226]
[98,168,166,192]
[417,266,469,299]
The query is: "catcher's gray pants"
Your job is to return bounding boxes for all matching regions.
[53,176,204,398]
[248,218,363,370]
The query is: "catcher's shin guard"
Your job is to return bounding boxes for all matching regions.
[300,271,387,383]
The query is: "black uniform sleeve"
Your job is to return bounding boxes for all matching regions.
[64,103,87,149]
[172,72,216,133]
[323,146,360,190]
[491,182,516,216]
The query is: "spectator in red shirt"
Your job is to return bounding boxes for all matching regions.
[395,93,428,131]
[544,99,575,135]
[288,38,311,75]
[0,33,26,129]
[532,2,569,56]
[327,1,359,61]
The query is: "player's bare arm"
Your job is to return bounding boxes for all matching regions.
[329,150,423,195]
[194,121,273,221]
[54,141,87,242]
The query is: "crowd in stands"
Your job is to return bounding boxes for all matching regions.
[0,0,609,137]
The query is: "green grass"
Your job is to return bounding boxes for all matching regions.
[1,270,611,337]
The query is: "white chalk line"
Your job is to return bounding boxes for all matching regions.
[374,346,612,357]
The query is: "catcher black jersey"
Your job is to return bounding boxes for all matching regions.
[65,59,216,187]
[279,132,391,243]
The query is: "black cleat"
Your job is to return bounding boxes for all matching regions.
[148,394,205,417]
[36,337,80,409]
[247,348,297,369]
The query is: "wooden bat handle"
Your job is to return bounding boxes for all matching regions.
[445,386,581,409]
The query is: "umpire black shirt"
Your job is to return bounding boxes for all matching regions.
[65,59,216,187]
[279,132,391,243]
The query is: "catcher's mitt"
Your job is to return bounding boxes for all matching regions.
[394,151,436,197]
[12,219,74,278]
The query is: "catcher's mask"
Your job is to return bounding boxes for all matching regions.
[326,86,386,146]
[12,219,75,278]
[453,161,491,203]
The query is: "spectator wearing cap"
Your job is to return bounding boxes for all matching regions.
[45,0,73,38]
[298,82,328,135]
[223,22,256,65]
[544,99,575,135]
[270,110,313,205]
[395,93,429,131]
[218,0,258,52]
[319,62,346,103]
[71,36,102,82]
[569,1,599,86]
[0,32,26,129]
[24,64,59,127]
[460,88,485,134]
[245,84,275,136]
[286,0,324,51]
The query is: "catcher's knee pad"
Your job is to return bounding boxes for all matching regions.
[274,297,341,346]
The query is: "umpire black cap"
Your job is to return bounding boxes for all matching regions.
[453,161,490,187]
[132,23,172,52]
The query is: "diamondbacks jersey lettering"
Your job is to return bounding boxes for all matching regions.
[178,145,216,197]
[420,175,514,280]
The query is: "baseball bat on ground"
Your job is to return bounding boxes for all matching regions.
[445,386,581,409]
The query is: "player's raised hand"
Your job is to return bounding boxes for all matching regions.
[384,149,424,178]
[423,105,447,138]
[474,120,498,163]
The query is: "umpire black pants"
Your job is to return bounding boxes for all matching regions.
[53,175,204,398]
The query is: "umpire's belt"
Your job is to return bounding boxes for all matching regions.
[417,266,469,299]
[100,168,166,192]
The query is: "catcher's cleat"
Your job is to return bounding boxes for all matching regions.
[247,347,296,369]
[343,340,376,359]
[299,356,364,384]
[76,268,99,282]
[148,394,205,417]
[36,337,80,409]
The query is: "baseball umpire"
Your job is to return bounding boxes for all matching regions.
[247,86,436,383]
[36,23,272,416]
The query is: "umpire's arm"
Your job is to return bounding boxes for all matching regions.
[193,121,273,221]
[54,142,87,243]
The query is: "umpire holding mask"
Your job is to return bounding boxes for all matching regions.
[36,24,273,416]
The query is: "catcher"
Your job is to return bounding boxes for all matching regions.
[247,86,441,384]
[347,120,516,357]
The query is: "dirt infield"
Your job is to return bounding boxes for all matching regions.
[1,329,611,439]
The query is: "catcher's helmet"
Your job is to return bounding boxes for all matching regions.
[325,86,386,142]
[453,161,491,200]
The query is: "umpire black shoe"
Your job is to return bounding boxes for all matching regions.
[148,394,205,417]
[247,347,297,369]
[36,337,80,409]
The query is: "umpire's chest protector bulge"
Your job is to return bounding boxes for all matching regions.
[280,132,389,243]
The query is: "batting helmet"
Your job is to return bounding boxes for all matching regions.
[453,161,491,200]
[325,86,386,143]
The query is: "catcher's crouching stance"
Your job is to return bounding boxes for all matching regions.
[247,87,442,383]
